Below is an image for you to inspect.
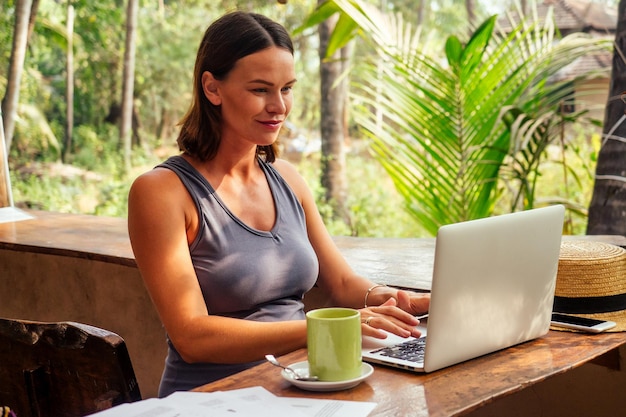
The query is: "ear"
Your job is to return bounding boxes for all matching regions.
[201,71,222,105]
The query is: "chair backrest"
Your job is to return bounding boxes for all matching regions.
[0,318,141,417]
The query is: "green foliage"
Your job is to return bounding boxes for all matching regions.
[10,130,596,235]
[70,124,124,175]
[312,0,612,235]
[494,121,601,234]
[10,144,429,237]
[299,151,428,237]
[93,180,130,217]
[12,171,98,214]
[1,0,614,239]
[10,103,61,162]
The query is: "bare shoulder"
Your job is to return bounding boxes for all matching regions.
[128,166,193,222]
[271,158,299,177]
[131,166,177,185]
[128,164,197,244]
[129,167,183,199]
[271,159,310,198]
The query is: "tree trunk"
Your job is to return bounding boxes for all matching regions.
[63,2,74,163]
[1,0,33,207]
[1,0,33,153]
[0,113,11,208]
[27,0,40,41]
[319,4,350,227]
[586,0,626,235]
[121,0,138,175]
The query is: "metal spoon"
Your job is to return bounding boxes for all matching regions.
[264,354,319,381]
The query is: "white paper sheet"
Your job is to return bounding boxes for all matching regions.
[87,386,377,417]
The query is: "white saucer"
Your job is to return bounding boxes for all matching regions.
[281,361,374,392]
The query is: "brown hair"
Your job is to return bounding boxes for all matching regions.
[177,11,294,163]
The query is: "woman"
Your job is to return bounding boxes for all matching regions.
[128,11,430,397]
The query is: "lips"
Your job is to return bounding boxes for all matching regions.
[259,120,283,127]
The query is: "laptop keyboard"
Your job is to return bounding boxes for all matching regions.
[370,336,427,362]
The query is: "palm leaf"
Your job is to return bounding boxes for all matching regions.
[315,0,611,235]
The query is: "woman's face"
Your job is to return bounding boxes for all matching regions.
[203,46,296,150]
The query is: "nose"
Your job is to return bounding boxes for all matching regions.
[266,92,287,114]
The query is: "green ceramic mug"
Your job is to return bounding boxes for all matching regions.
[306,307,362,381]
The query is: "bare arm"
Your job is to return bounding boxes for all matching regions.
[127,168,307,364]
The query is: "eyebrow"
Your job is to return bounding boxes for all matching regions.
[248,78,298,86]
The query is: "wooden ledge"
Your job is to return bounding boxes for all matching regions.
[0,210,135,267]
[1,210,624,284]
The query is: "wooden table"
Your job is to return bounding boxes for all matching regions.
[194,330,626,417]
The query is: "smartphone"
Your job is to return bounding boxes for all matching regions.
[551,313,616,333]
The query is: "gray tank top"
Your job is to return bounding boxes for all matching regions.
[156,155,319,396]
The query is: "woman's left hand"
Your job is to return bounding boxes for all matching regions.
[360,290,429,339]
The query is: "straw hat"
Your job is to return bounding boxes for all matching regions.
[552,240,626,332]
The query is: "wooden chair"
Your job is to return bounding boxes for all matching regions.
[0,318,141,417]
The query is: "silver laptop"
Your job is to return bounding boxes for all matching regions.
[362,205,565,373]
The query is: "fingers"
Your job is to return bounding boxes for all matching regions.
[397,290,430,315]
[374,298,420,326]
[361,315,423,339]
[360,299,422,338]
[396,290,412,311]
[358,290,430,340]
[361,316,387,338]
[361,322,389,339]
[380,296,397,307]
[411,292,431,315]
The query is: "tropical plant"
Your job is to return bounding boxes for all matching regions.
[304,0,612,235]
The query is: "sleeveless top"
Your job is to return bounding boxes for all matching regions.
[156,155,319,397]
